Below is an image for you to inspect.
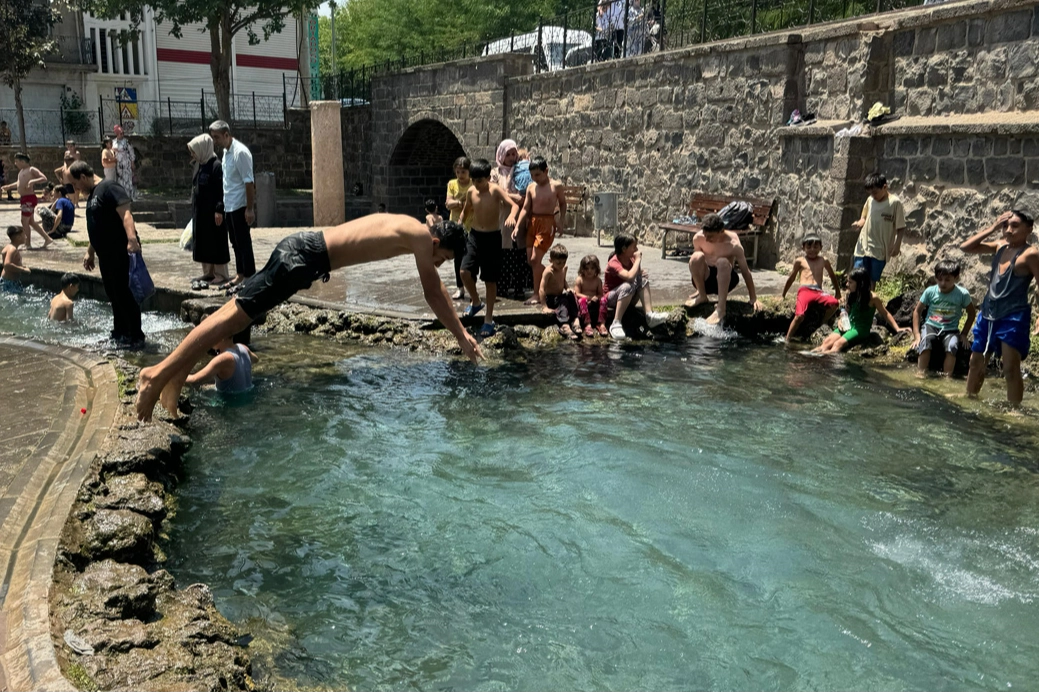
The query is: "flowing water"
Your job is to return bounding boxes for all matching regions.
[3,290,1039,691]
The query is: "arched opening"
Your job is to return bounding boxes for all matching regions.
[387,119,466,219]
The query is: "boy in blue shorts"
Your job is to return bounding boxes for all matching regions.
[851,172,906,283]
[961,210,1039,405]
[911,260,976,377]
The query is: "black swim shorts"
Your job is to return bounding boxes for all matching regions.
[460,229,502,284]
[235,231,331,319]
[705,265,740,295]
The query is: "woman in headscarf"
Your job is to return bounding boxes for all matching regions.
[113,125,138,200]
[491,139,533,300]
[187,134,229,288]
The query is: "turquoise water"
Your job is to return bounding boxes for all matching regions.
[3,292,1038,691]
[162,340,1039,691]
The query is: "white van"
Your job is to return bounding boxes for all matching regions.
[482,26,593,72]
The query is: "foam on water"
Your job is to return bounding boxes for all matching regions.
[690,317,740,340]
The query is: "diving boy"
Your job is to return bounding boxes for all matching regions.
[49,273,80,321]
[685,213,763,324]
[911,261,975,377]
[459,158,519,337]
[0,154,52,249]
[781,234,841,342]
[515,156,567,306]
[961,210,1039,405]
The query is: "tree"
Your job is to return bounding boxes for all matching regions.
[81,0,322,122]
[0,0,59,151]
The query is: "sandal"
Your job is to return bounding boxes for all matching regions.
[463,302,484,318]
[596,324,609,337]
[225,283,242,296]
[190,279,209,291]
[479,322,496,338]
[451,289,465,301]
[583,325,595,338]
[559,324,580,341]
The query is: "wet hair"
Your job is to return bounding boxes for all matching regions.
[69,161,94,179]
[934,260,961,278]
[1011,209,1034,228]
[61,272,80,288]
[579,254,601,277]
[530,156,548,172]
[611,232,637,259]
[453,156,471,171]
[7,225,23,240]
[549,243,568,263]
[431,220,466,257]
[865,172,887,190]
[208,119,231,134]
[701,213,725,233]
[802,233,822,247]
[469,159,492,181]
[424,198,438,213]
[13,153,29,163]
[846,267,873,311]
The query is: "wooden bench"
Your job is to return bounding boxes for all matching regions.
[658,193,778,268]
[560,185,587,237]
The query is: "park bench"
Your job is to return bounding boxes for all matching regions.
[657,193,778,268]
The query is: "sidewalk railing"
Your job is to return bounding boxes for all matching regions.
[0,108,99,147]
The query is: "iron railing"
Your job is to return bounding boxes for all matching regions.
[0,108,99,146]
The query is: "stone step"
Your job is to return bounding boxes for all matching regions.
[133,210,172,223]
[132,199,176,213]
[148,221,179,230]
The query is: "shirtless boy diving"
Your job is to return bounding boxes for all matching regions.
[135,216,481,421]
[685,213,763,324]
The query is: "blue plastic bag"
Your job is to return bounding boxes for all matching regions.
[128,251,155,305]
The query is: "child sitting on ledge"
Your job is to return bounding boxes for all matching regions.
[540,243,582,340]
[813,266,907,354]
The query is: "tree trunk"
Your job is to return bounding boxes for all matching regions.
[13,77,27,152]
[208,11,233,123]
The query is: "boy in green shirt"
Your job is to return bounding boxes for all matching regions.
[912,260,976,377]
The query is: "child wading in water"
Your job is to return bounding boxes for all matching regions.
[574,254,609,337]
[49,273,80,321]
[2,226,31,291]
[540,244,582,340]
[813,266,906,353]
[781,234,841,342]
[911,260,976,378]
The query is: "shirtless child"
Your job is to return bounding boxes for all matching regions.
[49,273,80,321]
[1,154,52,249]
[459,159,519,337]
[685,213,762,324]
[781,234,841,342]
[515,156,567,305]
[1,226,31,292]
[135,216,481,421]
[540,244,582,340]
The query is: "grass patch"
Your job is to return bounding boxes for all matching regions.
[66,662,99,691]
[874,272,923,304]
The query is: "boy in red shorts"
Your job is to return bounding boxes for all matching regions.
[782,234,841,342]
[0,153,52,249]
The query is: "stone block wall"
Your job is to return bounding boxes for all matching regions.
[0,146,102,183]
[893,3,1039,115]
[342,105,372,199]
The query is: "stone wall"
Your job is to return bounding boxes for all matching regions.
[342,105,372,200]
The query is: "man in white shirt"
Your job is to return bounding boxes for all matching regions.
[210,120,256,286]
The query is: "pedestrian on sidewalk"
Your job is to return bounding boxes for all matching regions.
[187,134,229,289]
[113,125,138,201]
[209,120,256,290]
[69,161,145,347]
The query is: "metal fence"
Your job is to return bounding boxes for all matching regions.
[98,91,289,138]
[0,107,100,146]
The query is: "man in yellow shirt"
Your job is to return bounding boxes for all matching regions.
[851,172,906,283]
[444,156,471,300]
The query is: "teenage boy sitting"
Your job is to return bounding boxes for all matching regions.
[686,213,763,324]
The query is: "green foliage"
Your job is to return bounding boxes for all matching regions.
[60,87,92,136]
[321,0,571,72]
[874,272,924,304]
[0,0,58,88]
[66,663,100,692]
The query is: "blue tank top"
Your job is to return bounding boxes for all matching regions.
[982,245,1034,321]
[215,344,253,393]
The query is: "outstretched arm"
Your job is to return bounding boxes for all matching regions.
[185,353,235,386]
[961,212,1012,254]
[874,295,907,333]
[412,238,482,364]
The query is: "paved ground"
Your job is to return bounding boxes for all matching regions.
[0,338,119,692]
[0,198,788,321]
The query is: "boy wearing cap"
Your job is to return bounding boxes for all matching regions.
[781,233,841,342]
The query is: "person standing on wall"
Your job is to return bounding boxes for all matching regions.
[209,120,256,290]
[68,161,145,347]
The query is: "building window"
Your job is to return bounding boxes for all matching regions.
[121,40,130,75]
[99,28,109,73]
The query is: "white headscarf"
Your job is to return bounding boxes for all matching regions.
[187,133,216,178]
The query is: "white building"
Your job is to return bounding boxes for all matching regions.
[0,6,313,145]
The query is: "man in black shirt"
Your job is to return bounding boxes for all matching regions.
[69,161,145,346]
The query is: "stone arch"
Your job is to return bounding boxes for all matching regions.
[387,118,466,219]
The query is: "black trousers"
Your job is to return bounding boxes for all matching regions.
[97,249,143,342]
[226,207,256,277]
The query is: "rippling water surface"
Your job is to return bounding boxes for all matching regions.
[155,337,1039,691]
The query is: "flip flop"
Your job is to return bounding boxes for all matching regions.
[463,303,484,318]
[190,279,209,291]
[225,284,242,296]
[479,322,496,338]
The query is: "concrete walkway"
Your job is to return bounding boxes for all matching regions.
[0,199,788,321]
[0,338,119,692]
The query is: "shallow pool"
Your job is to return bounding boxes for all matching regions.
[158,338,1039,691]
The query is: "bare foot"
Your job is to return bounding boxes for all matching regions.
[706,310,723,325]
[135,366,161,421]
[915,371,927,379]
[524,297,541,306]
[684,293,709,309]
[158,368,190,418]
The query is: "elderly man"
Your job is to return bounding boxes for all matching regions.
[209,120,256,288]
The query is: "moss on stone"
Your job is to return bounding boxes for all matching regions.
[66,662,99,691]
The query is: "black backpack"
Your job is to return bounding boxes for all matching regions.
[718,201,754,230]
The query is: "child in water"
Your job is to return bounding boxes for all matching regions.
[574,254,609,337]
[813,266,907,353]
[49,273,80,321]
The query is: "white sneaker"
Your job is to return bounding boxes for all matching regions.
[646,311,668,328]
[609,322,627,340]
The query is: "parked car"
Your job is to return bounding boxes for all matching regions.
[482,27,593,72]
